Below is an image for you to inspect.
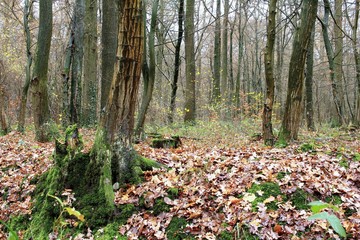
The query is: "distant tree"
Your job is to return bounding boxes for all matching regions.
[262,0,277,146]
[168,0,184,124]
[184,0,196,122]
[279,0,318,141]
[81,0,97,125]
[319,0,345,125]
[135,0,159,136]
[0,60,9,135]
[17,0,33,133]
[30,0,52,142]
[212,0,221,103]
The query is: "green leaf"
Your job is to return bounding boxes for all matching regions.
[64,207,85,222]
[0,220,19,240]
[8,231,19,240]
[308,212,346,238]
[308,201,329,213]
[47,194,64,207]
[308,212,330,220]
[327,214,346,238]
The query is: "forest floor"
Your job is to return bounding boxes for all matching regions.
[0,121,360,239]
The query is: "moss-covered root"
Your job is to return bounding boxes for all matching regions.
[128,155,165,184]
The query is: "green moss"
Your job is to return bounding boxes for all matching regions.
[166,217,194,240]
[289,188,311,210]
[325,194,342,205]
[217,230,233,239]
[339,159,349,169]
[116,204,136,224]
[8,214,30,232]
[353,153,360,161]
[153,198,171,215]
[94,222,127,240]
[275,138,288,148]
[167,188,180,200]
[299,143,315,152]
[247,182,284,211]
[276,171,288,180]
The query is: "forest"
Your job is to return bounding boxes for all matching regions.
[0,0,360,239]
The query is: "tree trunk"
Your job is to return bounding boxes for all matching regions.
[30,0,52,142]
[100,0,118,111]
[135,0,159,136]
[305,20,316,131]
[184,0,196,122]
[0,86,8,135]
[70,0,85,124]
[168,0,184,124]
[27,1,147,238]
[279,0,318,141]
[262,0,277,146]
[17,0,33,133]
[221,0,229,99]
[212,0,221,104]
[320,0,345,125]
[82,0,98,125]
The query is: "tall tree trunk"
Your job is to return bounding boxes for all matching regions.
[352,1,360,124]
[320,0,345,125]
[212,0,221,103]
[70,0,85,124]
[82,0,98,125]
[221,0,229,99]
[0,61,9,135]
[17,0,33,133]
[262,0,277,146]
[184,0,196,122]
[135,0,159,136]
[279,0,318,141]
[168,0,184,124]
[101,0,118,112]
[305,20,316,131]
[31,0,52,142]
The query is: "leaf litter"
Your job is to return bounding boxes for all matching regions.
[0,129,360,239]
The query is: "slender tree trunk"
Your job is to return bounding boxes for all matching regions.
[279,0,318,141]
[184,0,196,122]
[305,20,316,131]
[0,86,8,135]
[82,0,98,125]
[101,0,118,112]
[62,28,73,126]
[135,0,159,136]
[262,0,277,146]
[168,0,184,124]
[320,0,345,125]
[17,0,33,133]
[70,0,85,124]
[31,0,52,142]
[212,0,221,103]
[221,0,229,99]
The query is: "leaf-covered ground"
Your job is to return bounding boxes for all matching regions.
[1,125,360,239]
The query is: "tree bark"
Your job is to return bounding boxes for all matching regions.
[30,0,52,142]
[320,0,345,125]
[135,0,159,136]
[70,0,85,124]
[212,0,221,104]
[262,0,277,146]
[279,0,318,141]
[168,0,184,124]
[305,20,316,131]
[100,0,118,112]
[82,0,98,125]
[184,0,196,122]
[221,0,229,99]
[17,0,33,133]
